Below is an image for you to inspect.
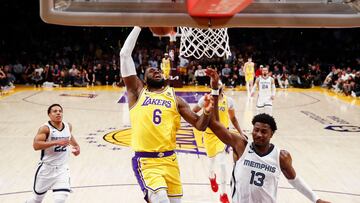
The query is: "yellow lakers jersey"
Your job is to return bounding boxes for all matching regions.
[161,58,171,71]
[206,95,230,133]
[130,87,180,152]
[244,62,254,75]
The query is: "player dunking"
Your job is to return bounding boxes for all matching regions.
[192,82,246,203]
[26,104,80,203]
[120,26,219,203]
[207,113,330,203]
[244,57,255,97]
[251,65,276,115]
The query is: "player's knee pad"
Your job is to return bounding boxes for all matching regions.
[26,193,45,203]
[169,197,182,203]
[148,189,170,203]
[53,191,69,203]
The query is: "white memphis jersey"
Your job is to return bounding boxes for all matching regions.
[231,142,281,203]
[258,76,272,97]
[41,121,71,165]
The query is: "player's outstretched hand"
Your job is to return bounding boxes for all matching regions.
[203,94,214,114]
[205,68,219,89]
[316,199,331,203]
[71,146,80,156]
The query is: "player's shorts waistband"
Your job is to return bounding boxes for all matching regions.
[134,151,175,158]
[39,162,68,167]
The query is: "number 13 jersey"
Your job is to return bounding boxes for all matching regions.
[130,87,180,152]
[231,142,281,203]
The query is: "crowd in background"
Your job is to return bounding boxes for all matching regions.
[1,1,359,97]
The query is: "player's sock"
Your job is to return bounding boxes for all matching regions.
[220,163,227,194]
[25,193,45,203]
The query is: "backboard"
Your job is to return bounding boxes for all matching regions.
[41,0,360,28]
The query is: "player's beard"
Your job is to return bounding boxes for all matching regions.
[146,77,165,89]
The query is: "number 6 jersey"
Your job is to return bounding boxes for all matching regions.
[41,121,71,165]
[130,87,181,152]
[231,142,281,203]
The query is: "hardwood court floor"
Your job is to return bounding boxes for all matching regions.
[0,85,359,203]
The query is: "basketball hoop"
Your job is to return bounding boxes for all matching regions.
[179,27,231,59]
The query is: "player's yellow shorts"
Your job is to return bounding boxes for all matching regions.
[163,69,171,79]
[203,132,226,158]
[245,74,254,82]
[132,151,182,201]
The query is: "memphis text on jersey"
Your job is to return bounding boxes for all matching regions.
[243,159,276,173]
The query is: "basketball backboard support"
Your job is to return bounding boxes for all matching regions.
[41,0,360,28]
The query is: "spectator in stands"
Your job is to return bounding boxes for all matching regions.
[4,65,15,86]
[0,66,10,89]
[103,64,113,85]
[85,67,95,86]
[94,63,103,85]
[52,64,61,83]
[31,71,43,88]
[68,64,79,86]
[351,71,360,97]
[22,64,35,85]
[279,73,289,88]
[13,60,24,84]
[322,66,337,88]
[148,57,158,69]
[58,67,69,87]
[221,63,231,85]
[272,65,282,88]
[42,64,52,83]
[237,64,245,86]
[73,72,86,87]
[187,65,196,85]
[195,64,206,85]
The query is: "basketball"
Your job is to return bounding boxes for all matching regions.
[149,27,174,36]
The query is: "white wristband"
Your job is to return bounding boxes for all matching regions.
[211,89,219,96]
[288,176,319,203]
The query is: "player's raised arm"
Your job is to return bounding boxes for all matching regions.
[207,68,247,158]
[177,68,220,131]
[177,94,213,131]
[280,150,331,203]
[120,26,144,107]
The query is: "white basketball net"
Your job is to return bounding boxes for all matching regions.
[179,27,231,59]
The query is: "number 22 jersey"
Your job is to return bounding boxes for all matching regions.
[130,87,181,152]
[231,142,281,203]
